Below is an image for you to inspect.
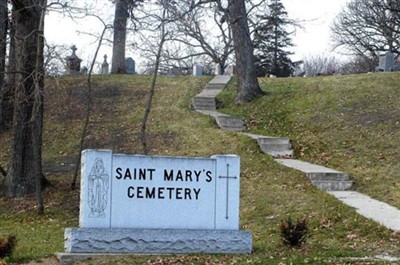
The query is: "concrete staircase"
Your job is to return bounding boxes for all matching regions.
[192,84,223,111]
[193,75,351,191]
[193,75,400,232]
[193,76,400,231]
[193,75,246,132]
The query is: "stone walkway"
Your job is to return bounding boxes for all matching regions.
[193,75,400,232]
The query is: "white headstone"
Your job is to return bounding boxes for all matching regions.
[193,65,203,77]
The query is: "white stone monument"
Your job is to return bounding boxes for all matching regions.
[62,150,252,258]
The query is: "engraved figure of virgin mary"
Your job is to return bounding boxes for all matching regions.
[88,158,109,217]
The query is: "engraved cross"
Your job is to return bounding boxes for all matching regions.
[218,163,237,219]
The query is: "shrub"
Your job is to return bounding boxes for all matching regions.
[0,234,17,258]
[279,217,308,247]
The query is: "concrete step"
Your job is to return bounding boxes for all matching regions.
[308,172,350,181]
[275,159,352,191]
[259,143,292,152]
[215,116,246,131]
[193,96,215,102]
[196,110,226,118]
[208,75,232,85]
[265,150,294,158]
[244,133,293,158]
[312,180,353,191]
[192,97,216,110]
[257,137,290,145]
[205,84,226,90]
[245,133,290,145]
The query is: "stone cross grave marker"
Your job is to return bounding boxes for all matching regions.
[65,45,82,75]
[63,149,252,255]
[101,54,109,74]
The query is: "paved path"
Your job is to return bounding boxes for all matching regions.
[194,75,400,232]
[329,191,400,231]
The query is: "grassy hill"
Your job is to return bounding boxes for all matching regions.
[219,73,400,210]
[0,73,400,264]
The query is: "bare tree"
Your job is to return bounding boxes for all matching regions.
[3,0,46,202]
[302,54,341,76]
[43,42,70,76]
[340,55,378,74]
[162,1,234,74]
[138,0,174,154]
[165,0,264,102]
[32,0,47,213]
[71,16,112,190]
[332,0,400,61]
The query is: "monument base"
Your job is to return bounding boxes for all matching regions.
[64,228,252,254]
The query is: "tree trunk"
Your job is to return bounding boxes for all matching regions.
[228,0,264,103]
[0,0,7,127]
[111,0,128,74]
[3,0,45,197]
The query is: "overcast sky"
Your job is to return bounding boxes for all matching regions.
[45,0,350,70]
[282,0,349,60]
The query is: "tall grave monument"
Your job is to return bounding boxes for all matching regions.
[62,150,252,258]
[65,45,82,75]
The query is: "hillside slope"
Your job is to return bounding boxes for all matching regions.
[0,74,399,264]
[219,73,400,211]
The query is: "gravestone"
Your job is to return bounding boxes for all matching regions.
[193,64,203,76]
[80,66,88,75]
[125,57,135,74]
[226,65,236,75]
[101,55,109,74]
[65,45,82,75]
[61,150,252,258]
[377,51,395,72]
[215,63,222,75]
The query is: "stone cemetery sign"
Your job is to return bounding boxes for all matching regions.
[63,150,252,256]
